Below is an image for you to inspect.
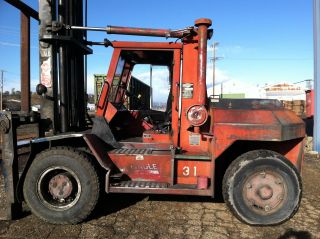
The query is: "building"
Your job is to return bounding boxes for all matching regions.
[264,83,306,101]
[209,80,264,99]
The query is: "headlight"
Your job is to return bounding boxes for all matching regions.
[186,105,208,126]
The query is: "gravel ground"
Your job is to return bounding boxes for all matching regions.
[0,154,319,239]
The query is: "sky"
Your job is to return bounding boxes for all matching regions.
[0,0,314,98]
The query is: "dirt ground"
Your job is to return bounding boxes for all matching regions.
[0,154,319,239]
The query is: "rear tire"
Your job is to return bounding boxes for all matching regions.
[222,150,302,225]
[23,147,100,224]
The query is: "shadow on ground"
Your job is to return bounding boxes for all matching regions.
[149,194,224,203]
[87,192,224,221]
[88,193,147,221]
[278,229,312,239]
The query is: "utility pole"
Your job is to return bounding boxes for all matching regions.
[221,82,223,98]
[210,42,222,96]
[1,70,5,111]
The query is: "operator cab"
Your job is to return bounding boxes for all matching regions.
[97,44,178,143]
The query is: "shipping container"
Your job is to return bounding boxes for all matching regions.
[221,93,245,99]
[94,74,150,110]
[94,74,106,104]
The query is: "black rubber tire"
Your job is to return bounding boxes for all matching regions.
[23,147,100,224]
[222,150,302,226]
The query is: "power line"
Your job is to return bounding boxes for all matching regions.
[5,71,20,76]
[1,69,6,111]
[221,57,312,61]
[0,40,38,49]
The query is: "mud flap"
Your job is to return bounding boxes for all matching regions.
[91,116,121,148]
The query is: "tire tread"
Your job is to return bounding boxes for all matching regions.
[23,146,100,224]
[222,149,302,226]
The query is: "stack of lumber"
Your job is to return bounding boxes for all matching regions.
[281,100,306,117]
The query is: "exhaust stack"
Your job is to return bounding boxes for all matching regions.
[195,18,212,106]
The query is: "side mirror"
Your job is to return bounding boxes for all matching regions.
[36,84,47,96]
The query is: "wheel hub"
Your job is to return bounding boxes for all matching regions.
[48,173,73,200]
[257,185,273,200]
[243,170,287,215]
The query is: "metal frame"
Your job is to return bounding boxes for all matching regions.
[0,112,22,219]
[38,0,90,134]
[314,0,320,152]
[1,2,40,219]
[4,0,39,112]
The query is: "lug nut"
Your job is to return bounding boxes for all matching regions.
[260,171,266,178]
[264,205,271,212]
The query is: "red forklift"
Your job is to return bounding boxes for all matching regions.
[1,0,305,226]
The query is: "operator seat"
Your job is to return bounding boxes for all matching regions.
[153,86,172,133]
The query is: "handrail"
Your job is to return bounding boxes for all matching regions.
[97,80,110,110]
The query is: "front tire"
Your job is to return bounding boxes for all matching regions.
[222,150,302,225]
[23,147,100,224]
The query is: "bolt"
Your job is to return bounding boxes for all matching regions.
[260,171,266,178]
[264,205,271,212]
[246,183,252,189]
[277,195,283,200]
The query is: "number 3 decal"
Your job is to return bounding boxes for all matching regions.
[182,166,190,176]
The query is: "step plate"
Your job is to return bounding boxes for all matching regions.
[112,148,152,155]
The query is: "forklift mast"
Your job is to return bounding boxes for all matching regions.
[38,0,90,135]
